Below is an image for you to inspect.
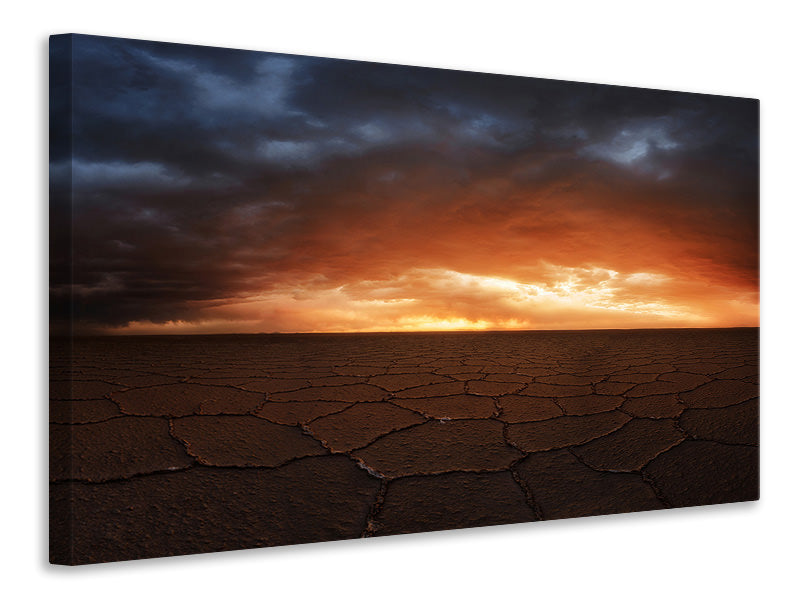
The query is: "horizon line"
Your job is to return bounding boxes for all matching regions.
[54,325,760,338]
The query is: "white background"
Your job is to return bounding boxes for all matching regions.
[2,1,797,598]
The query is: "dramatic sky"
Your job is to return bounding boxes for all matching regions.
[50,34,759,335]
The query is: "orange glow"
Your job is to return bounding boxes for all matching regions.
[52,41,758,337]
[78,122,759,337]
[108,263,758,335]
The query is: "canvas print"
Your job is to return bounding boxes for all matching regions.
[49,34,759,565]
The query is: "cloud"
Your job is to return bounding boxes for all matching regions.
[107,265,755,335]
[50,35,759,334]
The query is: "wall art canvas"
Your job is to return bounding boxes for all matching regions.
[49,34,759,565]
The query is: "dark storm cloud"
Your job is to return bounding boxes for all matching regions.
[49,34,758,333]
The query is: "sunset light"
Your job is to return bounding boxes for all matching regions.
[105,264,757,335]
[50,38,758,335]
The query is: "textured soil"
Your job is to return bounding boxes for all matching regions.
[49,328,759,564]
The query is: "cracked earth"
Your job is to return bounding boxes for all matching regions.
[49,328,759,564]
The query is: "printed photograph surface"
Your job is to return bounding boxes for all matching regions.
[49,34,759,565]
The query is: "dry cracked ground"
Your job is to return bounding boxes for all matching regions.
[50,328,759,564]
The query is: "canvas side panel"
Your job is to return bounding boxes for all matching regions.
[49,33,75,566]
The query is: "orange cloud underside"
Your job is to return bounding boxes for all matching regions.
[110,265,758,335]
[106,163,758,334]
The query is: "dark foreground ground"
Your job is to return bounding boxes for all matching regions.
[50,328,758,564]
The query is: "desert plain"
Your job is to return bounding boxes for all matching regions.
[50,327,758,564]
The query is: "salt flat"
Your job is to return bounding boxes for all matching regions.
[50,328,759,564]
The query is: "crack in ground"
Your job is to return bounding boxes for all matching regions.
[508,461,545,520]
[361,478,389,537]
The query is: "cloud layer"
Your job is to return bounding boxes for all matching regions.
[50,35,759,334]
